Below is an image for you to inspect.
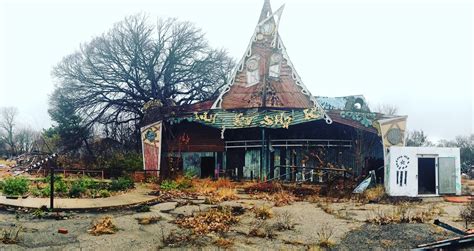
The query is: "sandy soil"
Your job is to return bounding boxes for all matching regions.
[0,196,469,250]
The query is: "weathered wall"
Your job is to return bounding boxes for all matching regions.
[182,152,215,177]
[385,146,461,197]
[141,121,162,175]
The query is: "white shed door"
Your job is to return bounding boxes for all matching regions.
[438,157,456,194]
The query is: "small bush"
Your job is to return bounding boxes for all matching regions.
[69,181,86,198]
[160,180,178,191]
[317,224,335,248]
[3,177,29,196]
[254,205,273,220]
[110,176,134,191]
[274,211,296,231]
[175,176,192,190]
[98,189,111,198]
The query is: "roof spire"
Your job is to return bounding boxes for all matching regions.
[258,0,273,23]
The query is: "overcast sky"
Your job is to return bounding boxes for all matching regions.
[0,0,472,142]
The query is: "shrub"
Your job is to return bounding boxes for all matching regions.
[110,176,134,191]
[254,205,273,220]
[98,189,111,198]
[78,176,99,190]
[69,181,86,198]
[3,177,29,196]
[160,180,178,190]
[0,180,5,191]
[175,176,193,190]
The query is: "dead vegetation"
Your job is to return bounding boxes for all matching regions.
[136,216,161,225]
[362,185,386,202]
[174,206,239,234]
[161,229,208,248]
[1,225,23,244]
[274,211,296,231]
[460,201,474,228]
[253,205,273,220]
[366,203,443,225]
[214,237,234,248]
[249,219,276,239]
[316,223,335,248]
[204,188,238,204]
[88,216,118,235]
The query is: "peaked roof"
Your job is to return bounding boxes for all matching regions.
[212,0,330,123]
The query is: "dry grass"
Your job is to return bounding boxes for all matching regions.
[1,225,22,244]
[274,211,296,231]
[460,201,474,228]
[248,219,276,239]
[161,229,207,248]
[362,185,386,202]
[136,216,161,225]
[191,178,235,196]
[88,216,118,235]
[175,207,239,234]
[317,202,334,215]
[316,224,335,248]
[205,188,238,204]
[253,205,273,220]
[272,191,296,207]
[366,203,439,225]
[214,237,234,248]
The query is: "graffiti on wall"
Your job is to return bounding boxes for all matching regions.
[395,155,410,186]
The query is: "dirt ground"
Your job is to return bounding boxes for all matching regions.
[0,196,469,250]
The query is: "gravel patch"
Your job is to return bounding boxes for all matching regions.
[337,223,460,249]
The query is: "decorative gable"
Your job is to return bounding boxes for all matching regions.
[212,0,332,124]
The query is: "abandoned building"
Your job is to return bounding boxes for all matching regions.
[141,0,413,184]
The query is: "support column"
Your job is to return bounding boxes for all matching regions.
[260,127,268,181]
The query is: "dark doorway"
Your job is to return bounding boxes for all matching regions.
[418,158,436,194]
[200,157,214,178]
[226,149,245,179]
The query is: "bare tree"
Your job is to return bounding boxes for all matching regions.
[373,103,399,115]
[0,107,18,156]
[52,14,235,132]
[406,130,433,147]
[15,127,39,154]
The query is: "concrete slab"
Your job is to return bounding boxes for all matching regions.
[0,185,158,210]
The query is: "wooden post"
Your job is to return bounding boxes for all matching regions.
[50,165,54,211]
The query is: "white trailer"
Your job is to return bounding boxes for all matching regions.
[384,146,461,197]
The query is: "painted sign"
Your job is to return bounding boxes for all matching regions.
[141,121,162,176]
